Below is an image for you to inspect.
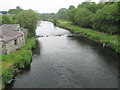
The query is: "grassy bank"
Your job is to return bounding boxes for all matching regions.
[0,15,16,25]
[0,37,36,89]
[55,20,120,53]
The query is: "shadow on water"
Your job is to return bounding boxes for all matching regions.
[4,66,31,90]
[69,36,118,69]
[32,39,41,55]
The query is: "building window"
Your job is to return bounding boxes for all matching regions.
[14,39,17,45]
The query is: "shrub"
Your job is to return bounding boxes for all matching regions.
[2,66,14,84]
[91,3,119,34]
[92,36,100,41]
[2,38,36,88]
[74,8,93,28]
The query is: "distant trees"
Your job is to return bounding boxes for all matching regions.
[68,5,75,10]
[0,11,8,14]
[77,2,92,8]
[57,8,68,20]
[40,1,119,35]
[59,2,119,35]
[66,8,78,23]
[1,7,40,37]
[40,13,56,20]
[1,6,23,25]
[91,2,119,34]
[8,6,23,14]
[15,9,40,37]
[74,8,93,28]
[87,3,105,13]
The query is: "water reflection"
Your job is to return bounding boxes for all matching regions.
[11,21,118,88]
[32,39,41,55]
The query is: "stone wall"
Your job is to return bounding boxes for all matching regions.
[0,42,6,55]
[4,34,25,54]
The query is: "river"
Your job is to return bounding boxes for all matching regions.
[11,21,118,88]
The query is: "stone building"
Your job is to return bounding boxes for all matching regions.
[0,24,27,54]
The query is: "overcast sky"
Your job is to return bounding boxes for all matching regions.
[0,0,100,13]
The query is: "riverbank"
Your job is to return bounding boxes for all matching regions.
[11,21,118,88]
[53,20,119,54]
[1,37,36,89]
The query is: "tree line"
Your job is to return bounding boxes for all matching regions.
[41,1,119,35]
[1,6,40,37]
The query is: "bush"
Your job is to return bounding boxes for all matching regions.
[2,66,14,84]
[91,3,119,34]
[2,37,36,88]
[2,15,15,24]
[15,10,40,37]
[92,36,100,41]
[74,8,93,28]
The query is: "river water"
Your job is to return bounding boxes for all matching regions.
[12,21,118,88]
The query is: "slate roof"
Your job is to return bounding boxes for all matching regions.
[1,24,20,31]
[0,24,23,42]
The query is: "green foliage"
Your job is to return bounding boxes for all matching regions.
[58,8,68,13]
[8,6,23,14]
[66,8,78,23]
[57,8,68,20]
[87,3,105,13]
[77,2,92,8]
[91,2,119,34]
[57,20,120,53]
[68,5,75,10]
[2,15,12,24]
[78,2,105,13]
[0,15,2,25]
[22,38,36,50]
[2,67,14,84]
[44,1,119,35]
[2,54,11,62]
[41,13,57,20]
[2,38,36,88]
[15,10,40,37]
[1,15,16,24]
[74,8,93,28]
[13,50,32,69]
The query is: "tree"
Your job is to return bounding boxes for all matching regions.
[8,6,23,14]
[57,8,68,20]
[87,2,105,13]
[16,6,21,10]
[15,9,40,37]
[77,2,92,8]
[78,2,105,13]
[68,5,75,10]
[91,2,119,34]
[66,8,78,23]
[74,8,93,28]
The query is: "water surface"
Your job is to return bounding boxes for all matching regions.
[12,21,118,88]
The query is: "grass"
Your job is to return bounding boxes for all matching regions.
[1,37,36,89]
[0,15,16,24]
[56,20,120,53]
